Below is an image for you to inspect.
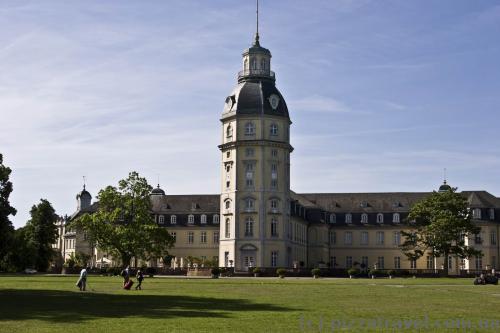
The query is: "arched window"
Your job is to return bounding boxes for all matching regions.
[200,214,207,224]
[393,213,400,223]
[225,200,231,209]
[158,215,165,224]
[377,213,384,224]
[245,217,254,237]
[226,124,233,138]
[270,199,279,209]
[245,122,255,135]
[260,58,266,70]
[225,218,231,238]
[329,214,336,224]
[244,58,248,71]
[251,58,257,70]
[245,198,254,211]
[170,215,177,224]
[270,124,278,136]
[188,214,195,224]
[361,213,368,224]
[213,214,219,224]
[345,213,352,224]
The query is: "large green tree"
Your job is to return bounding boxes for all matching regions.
[25,199,58,271]
[72,172,174,267]
[400,187,481,275]
[0,154,16,269]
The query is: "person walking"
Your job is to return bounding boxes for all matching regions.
[135,269,144,290]
[121,265,130,287]
[76,266,88,291]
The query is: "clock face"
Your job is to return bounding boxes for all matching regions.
[268,94,280,110]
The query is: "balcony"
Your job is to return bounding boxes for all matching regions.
[238,69,275,81]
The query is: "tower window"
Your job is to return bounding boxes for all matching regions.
[260,58,266,70]
[245,122,255,135]
[226,124,233,138]
[251,58,257,70]
[270,124,278,136]
[271,218,278,237]
[225,200,231,209]
[245,217,254,237]
[271,149,278,158]
[225,218,231,238]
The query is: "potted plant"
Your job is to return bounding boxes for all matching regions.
[253,267,262,277]
[311,268,321,279]
[276,268,286,279]
[347,267,360,279]
[211,267,221,279]
[388,270,397,279]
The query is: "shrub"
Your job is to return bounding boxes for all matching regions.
[253,267,262,274]
[311,268,321,277]
[369,269,383,277]
[211,267,221,276]
[388,270,397,277]
[347,268,360,277]
[276,268,286,277]
[145,267,157,277]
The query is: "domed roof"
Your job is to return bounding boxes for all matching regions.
[76,186,91,200]
[151,184,165,196]
[438,181,452,192]
[222,80,289,119]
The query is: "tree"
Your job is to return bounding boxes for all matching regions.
[0,154,17,269]
[400,187,481,275]
[72,172,174,268]
[25,199,58,271]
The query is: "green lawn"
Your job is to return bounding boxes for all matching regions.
[1,275,499,332]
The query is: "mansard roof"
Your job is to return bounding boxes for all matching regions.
[151,194,219,213]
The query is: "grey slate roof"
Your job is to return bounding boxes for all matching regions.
[223,80,289,119]
[150,194,219,213]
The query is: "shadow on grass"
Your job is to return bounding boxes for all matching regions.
[0,289,293,323]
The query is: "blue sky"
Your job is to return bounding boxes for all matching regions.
[1,0,499,228]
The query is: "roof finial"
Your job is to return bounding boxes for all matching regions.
[443,168,447,184]
[83,176,86,190]
[254,0,260,46]
[157,174,160,189]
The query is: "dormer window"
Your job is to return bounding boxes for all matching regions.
[361,213,368,224]
[245,122,255,135]
[188,214,194,224]
[473,208,482,219]
[213,214,219,224]
[345,213,352,224]
[360,201,368,208]
[393,213,400,223]
[377,213,384,224]
[270,124,278,136]
[170,215,177,224]
[329,214,336,224]
[158,215,165,224]
[489,208,495,220]
[393,201,402,208]
[201,214,207,224]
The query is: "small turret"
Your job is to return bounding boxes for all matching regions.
[76,184,92,211]
[151,184,166,196]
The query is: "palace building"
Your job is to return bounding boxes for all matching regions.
[54,24,500,275]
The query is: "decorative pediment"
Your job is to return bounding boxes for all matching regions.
[240,243,258,251]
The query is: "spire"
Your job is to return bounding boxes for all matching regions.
[443,168,447,185]
[253,0,260,46]
[83,175,86,190]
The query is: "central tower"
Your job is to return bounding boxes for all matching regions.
[218,24,293,271]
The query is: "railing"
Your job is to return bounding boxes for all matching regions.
[238,69,275,80]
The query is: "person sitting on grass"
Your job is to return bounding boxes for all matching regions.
[135,269,144,290]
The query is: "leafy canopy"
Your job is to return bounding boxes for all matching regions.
[400,187,481,272]
[72,171,174,267]
[0,153,16,268]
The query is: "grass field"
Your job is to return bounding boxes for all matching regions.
[1,275,500,332]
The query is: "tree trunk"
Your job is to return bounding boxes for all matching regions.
[443,253,449,276]
[121,254,132,268]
